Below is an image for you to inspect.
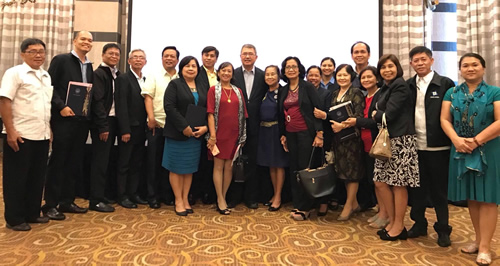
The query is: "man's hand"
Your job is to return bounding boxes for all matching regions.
[99,132,109,142]
[147,118,158,136]
[6,130,24,152]
[60,106,75,117]
[121,133,131,143]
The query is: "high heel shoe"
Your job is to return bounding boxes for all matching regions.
[264,202,272,207]
[337,209,355,221]
[216,203,231,215]
[377,228,388,236]
[370,217,390,229]
[185,208,194,214]
[367,213,379,223]
[174,208,187,216]
[268,204,281,212]
[292,211,310,221]
[380,228,408,241]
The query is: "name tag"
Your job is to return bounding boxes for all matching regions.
[430,91,440,99]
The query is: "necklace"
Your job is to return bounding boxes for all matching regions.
[367,88,380,98]
[190,87,197,92]
[290,84,299,93]
[223,87,232,103]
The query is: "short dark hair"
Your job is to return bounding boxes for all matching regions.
[280,56,306,83]
[459,52,486,69]
[20,38,45,52]
[350,41,371,54]
[335,64,357,82]
[409,46,432,60]
[162,46,179,59]
[178,56,200,80]
[320,57,336,68]
[102,43,120,54]
[359,66,379,89]
[377,54,404,82]
[216,62,236,84]
[306,65,322,76]
[201,46,219,58]
[265,65,280,76]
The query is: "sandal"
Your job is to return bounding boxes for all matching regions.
[369,217,390,229]
[476,252,491,265]
[367,213,379,223]
[292,211,310,221]
[328,201,339,211]
[461,243,479,254]
[289,209,298,218]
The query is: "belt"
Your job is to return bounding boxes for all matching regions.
[260,121,278,127]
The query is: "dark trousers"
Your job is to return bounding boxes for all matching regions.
[89,117,117,203]
[357,152,377,209]
[286,130,315,211]
[45,118,89,208]
[145,128,171,201]
[191,137,215,201]
[3,139,49,226]
[117,126,145,199]
[409,150,450,226]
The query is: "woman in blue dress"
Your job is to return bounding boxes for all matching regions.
[257,65,289,211]
[440,53,500,266]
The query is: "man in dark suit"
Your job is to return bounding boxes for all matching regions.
[88,43,121,212]
[407,46,455,247]
[192,46,219,205]
[227,44,268,209]
[115,49,148,208]
[42,31,94,220]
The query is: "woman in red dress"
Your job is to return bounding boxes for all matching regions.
[207,62,248,215]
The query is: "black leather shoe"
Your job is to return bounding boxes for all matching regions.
[104,197,116,204]
[163,199,175,206]
[380,228,408,241]
[202,193,215,205]
[148,200,161,209]
[119,198,137,208]
[269,204,281,212]
[434,223,452,247]
[407,223,428,238]
[43,207,66,220]
[58,202,88,214]
[6,223,31,231]
[130,195,148,205]
[26,216,49,223]
[175,208,188,216]
[245,202,258,209]
[188,194,196,206]
[377,228,387,236]
[186,208,194,214]
[89,202,115,212]
[227,200,239,209]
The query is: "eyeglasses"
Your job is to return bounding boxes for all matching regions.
[241,52,255,57]
[131,56,146,60]
[106,52,120,57]
[285,65,298,70]
[24,50,46,56]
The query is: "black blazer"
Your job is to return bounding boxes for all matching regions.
[317,86,334,149]
[373,77,416,137]
[355,89,382,141]
[278,79,323,138]
[233,66,267,137]
[163,78,207,141]
[115,71,147,135]
[196,66,210,93]
[91,65,120,133]
[407,72,454,147]
[48,52,93,120]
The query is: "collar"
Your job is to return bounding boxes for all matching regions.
[162,68,178,78]
[203,65,216,75]
[130,66,143,79]
[101,62,119,74]
[417,70,434,84]
[20,62,48,75]
[321,76,335,86]
[242,65,255,73]
[71,50,91,64]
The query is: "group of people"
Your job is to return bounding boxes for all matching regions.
[1,31,498,266]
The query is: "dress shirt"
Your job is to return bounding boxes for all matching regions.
[203,65,218,87]
[130,66,146,89]
[0,63,53,140]
[415,71,449,151]
[243,66,255,97]
[141,69,178,127]
[101,62,119,116]
[320,76,335,89]
[71,50,92,83]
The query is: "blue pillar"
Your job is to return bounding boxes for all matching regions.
[430,0,458,83]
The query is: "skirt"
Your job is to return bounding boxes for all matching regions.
[162,137,201,174]
[373,134,420,187]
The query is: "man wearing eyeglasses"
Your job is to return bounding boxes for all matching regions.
[43,31,94,220]
[115,49,148,208]
[88,43,122,212]
[0,38,52,231]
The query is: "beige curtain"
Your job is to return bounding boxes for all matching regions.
[0,0,74,79]
[382,0,425,79]
[457,0,500,86]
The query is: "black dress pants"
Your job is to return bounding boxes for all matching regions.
[145,128,171,201]
[227,134,259,204]
[191,137,215,202]
[409,150,450,226]
[3,139,49,226]
[45,118,89,208]
[117,126,145,199]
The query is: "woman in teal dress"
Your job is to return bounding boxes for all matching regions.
[440,53,500,266]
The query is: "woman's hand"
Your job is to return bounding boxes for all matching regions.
[371,110,377,120]
[464,138,479,152]
[330,120,345,133]
[452,137,474,154]
[343,118,356,127]
[193,126,208,138]
[207,136,216,149]
[313,107,327,120]
[182,126,194,137]
[280,135,289,152]
[313,135,323,147]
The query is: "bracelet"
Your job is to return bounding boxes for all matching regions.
[316,136,324,140]
[473,137,483,146]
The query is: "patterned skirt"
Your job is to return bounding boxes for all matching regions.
[373,134,420,187]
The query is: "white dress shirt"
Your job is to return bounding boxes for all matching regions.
[243,66,255,98]
[141,69,178,127]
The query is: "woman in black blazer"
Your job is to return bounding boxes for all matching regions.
[371,55,419,241]
[343,66,385,228]
[163,56,208,216]
[278,56,323,221]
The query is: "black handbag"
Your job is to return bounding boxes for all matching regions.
[296,147,336,198]
[232,148,248,183]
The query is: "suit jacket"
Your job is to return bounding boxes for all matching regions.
[407,72,454,147]
[48,52,93,120]
[91,65,120,133]
[278,79,323,138]
[233,66,267,137]
[373,77,416,137]
[196,66,210,93]
[163,78,207,140]
[115,71,147,135]
[355,89,382,141]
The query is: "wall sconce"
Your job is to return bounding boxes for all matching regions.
[2,0,36,11]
